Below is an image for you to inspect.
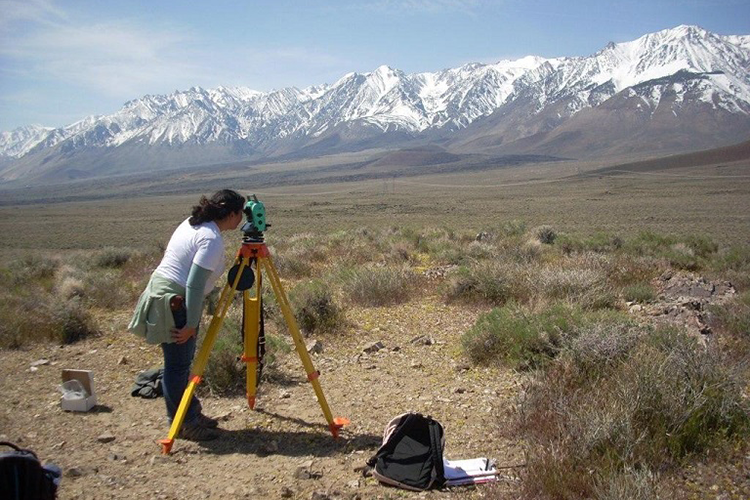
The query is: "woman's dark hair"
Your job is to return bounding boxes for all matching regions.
[189,189,246,226]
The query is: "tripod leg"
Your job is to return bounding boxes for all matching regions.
[159,256,250,454]
[258,256,344,438]
[242,274,261,408]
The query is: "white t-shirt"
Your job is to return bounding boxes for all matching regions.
[154,218,225,296]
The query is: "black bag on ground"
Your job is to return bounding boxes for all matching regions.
[366,412,446,491]
[0,441,61,500]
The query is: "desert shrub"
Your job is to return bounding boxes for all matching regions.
[202,312,291,395]
[92,246,135,268]
[203,339,244,395]
[341,265,413,307]
[623,231,718,271]
[290,279,343,335]
[536,266,617,310]
[709,291,750,358]
[622,282,655,303]
[663,243,701,271]
[531,225,557,245]
[54,265,132,309]
[46,297,98,344]
[605,254,666,286]
[592,468,660,500]
[324,229,383,265]
[424,239,465,265]
[684,234,719,259]
[709,245,750,291]
[6,254,58,286]
[465,240,497,261]
[500,220,527,237]
[510,239,544,263]
[56,274,86,300]
[625,230,676,257]
[82,269,133,309]
[519,326,750,499]
[443,262,512,305]
[556,232,623,254]
[461,302,598,369]
[273,249,314,278]
[0,292,97,347]
[710,291,750,338]
[385,241,414,263]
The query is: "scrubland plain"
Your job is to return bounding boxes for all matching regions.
[1,150,748,499]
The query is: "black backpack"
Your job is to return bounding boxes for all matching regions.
[367,413,446,491]
[0,442,61,500]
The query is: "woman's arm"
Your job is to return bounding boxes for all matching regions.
[171,263,212,344]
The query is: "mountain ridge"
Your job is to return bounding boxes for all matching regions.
[2,24,749,184]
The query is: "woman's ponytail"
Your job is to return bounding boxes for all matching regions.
[189,190,245,226]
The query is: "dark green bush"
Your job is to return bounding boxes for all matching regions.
[92,247,134,268]
[444,263,511,305]
[290,279,343,334]
[622,282,655,303]
[461,302,598,369]
[533,225,557,245]
[202,315,291,395]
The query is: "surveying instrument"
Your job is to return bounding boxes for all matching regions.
[159,195,348,454]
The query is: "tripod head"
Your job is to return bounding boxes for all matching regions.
[241,194,270,242]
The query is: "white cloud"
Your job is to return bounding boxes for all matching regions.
[0,2,350,103]
[0,0,68,29]
[366,0,481,13]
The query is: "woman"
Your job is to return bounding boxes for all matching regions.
[129,189,245,441]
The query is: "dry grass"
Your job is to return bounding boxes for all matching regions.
[517,325,749,499]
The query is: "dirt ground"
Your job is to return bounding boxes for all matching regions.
[0,296,525,500]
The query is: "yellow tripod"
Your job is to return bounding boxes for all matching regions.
[159,240,348,454]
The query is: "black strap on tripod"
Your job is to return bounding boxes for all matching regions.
[257,294,266,385]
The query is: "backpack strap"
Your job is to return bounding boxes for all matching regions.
[427,419,446,488]
[0,442,36,458]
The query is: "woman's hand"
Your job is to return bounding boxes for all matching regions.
[171,325,197,344]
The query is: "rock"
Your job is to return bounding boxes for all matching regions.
[362,341,385,354]
[260,440,279,455]
[280,486,294,498]
[454,387,467,394]
[117,356,128,365]
[307,340,324,354]
[410,335,435,346]
[279,391,291,399]
[51,441,66,450]
[455,362,471,372]
[311,491,330,500]
[149,455,171,465]
[97,433,116,444]
[295,460,322,480]
[476,231,492,241]
[410,360,423,369]
[65,467,84,478]
[347,479,360,489]
[214,411,232,421]
[30,358,50,367]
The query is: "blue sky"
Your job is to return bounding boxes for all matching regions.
[1,0,749,131]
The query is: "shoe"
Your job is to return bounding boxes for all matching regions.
[197,413,219,429]
[179,421,219,441]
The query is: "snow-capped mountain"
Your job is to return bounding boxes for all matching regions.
[2,25,749,183]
